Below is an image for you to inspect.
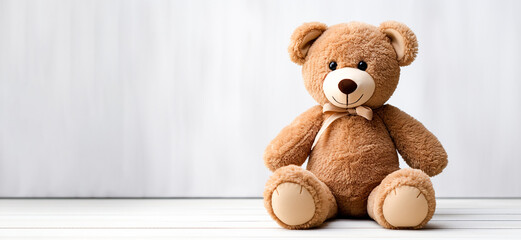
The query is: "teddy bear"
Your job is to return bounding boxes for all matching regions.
[263,21,448,230]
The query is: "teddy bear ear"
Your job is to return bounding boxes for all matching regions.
[288,22,328,65]
[379,21,418,66]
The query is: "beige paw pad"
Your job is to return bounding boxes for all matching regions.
[383,185,429,227]
[271,182,315,226]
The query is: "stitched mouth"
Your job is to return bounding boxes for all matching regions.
[332,94,364,106]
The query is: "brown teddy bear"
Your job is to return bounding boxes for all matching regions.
[263,21,448,230]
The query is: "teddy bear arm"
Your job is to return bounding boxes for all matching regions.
[263,105,324,172]
[377,104,448,176]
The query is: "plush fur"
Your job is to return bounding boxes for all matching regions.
[264,106,324,171]
[263,21,447,230]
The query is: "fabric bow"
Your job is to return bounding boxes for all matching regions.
[311,103,373,150]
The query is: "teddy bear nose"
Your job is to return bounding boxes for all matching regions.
[338,79,357,94]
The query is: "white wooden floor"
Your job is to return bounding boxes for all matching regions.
[0,198,520,239]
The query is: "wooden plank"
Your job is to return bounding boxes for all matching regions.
[1,214,519,225]
[1,228,521,239]
[0,218,520,229]
[1,198,520,209]
[0,199,520,239]
[1,199,520,213]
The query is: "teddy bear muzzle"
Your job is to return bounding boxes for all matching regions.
[323,67,375,108]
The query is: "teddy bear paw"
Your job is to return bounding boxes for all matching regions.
[382,185,429,228]
[271,182,316,226]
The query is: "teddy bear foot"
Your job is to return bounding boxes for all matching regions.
[382,185,429,228]
[264,165,337,229]
[271,182,316,226]
[367,168,436,229]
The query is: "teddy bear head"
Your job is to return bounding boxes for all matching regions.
[289,21,418,109]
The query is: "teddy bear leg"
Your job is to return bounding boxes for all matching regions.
[367,168,435,229]
[264,165,337,229]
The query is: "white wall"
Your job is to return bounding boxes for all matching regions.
[0,0,520,197]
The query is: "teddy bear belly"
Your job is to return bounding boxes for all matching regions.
[306,116,400,217]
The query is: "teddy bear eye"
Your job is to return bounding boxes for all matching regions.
[357,61,368,71]
[329,61,337,71]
